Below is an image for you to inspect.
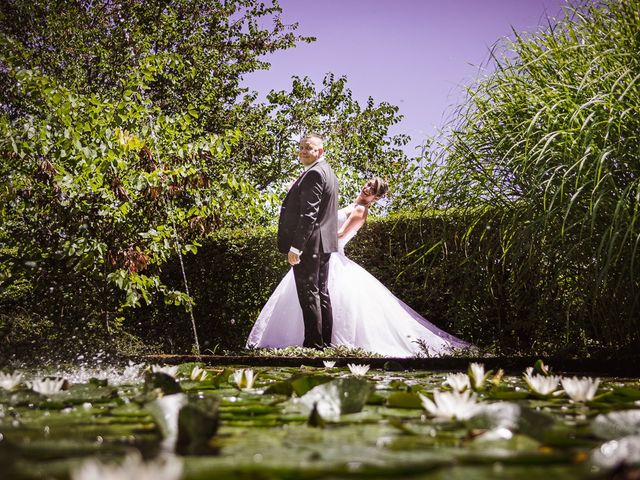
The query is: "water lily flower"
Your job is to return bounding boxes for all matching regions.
[468,363,491,390]
[523,370,561,396]
[443,372,470,392]
[592,409,640,440]
[71,452,182,480]
[0,372,23,390]
[347,364,370,376]
[244,369,256,388]
[419,389,480,421]
[232,369,256,389]
[591,435,640,470]
[28,377,65,395]
[323,361,336,368]
[231,369,244,388]
[150,365,179,378]
[190,366,208,381]
[146,393,188,449]
[560,376,600,402]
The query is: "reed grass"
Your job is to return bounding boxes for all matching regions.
[423,0,640,349]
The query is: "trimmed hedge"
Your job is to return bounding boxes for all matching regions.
[4,209,631,360]
[132,209,595,356]
[130,226,289,354]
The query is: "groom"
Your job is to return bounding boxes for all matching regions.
[277,133,339,348]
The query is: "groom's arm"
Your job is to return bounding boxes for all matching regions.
[291,169,324,253]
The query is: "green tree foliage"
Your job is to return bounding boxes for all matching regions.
[0,0,306,123]
[419,0,640,348]
[0,0,413,354]
[0,0,308,340]
[0,0,411,203]
[0,53,262,333]
[235,74,414,209]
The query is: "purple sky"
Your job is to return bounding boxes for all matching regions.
[242,0,568,156]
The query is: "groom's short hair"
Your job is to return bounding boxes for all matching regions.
[301,133,323,147]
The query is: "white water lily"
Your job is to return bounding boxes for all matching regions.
[443,372,470,392]
[244,369,256,388]
[0,372,23,390]
[150,365,179,378]
[591,435,640,470]
[323,361,336,368]
[231,369,244,387]
[419,389,480,421]
[232,369,256,389]
[561,376,600,402]
[28,377,65,395]
[190,366,208,382]
[592,410,640,440]
[347,364,370,376]
[523,370,561,396]
[146,393,188,450]
[468,363,491,389]
[71,452,183,480]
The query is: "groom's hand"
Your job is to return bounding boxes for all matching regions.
[288,251,301,266]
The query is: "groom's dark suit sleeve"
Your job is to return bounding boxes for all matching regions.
[291,169,324,252]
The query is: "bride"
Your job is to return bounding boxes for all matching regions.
[246,177,471,357]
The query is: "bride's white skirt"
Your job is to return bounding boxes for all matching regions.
[246,253,470,357]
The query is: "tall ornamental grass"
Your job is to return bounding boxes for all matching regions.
[425,0,640,349]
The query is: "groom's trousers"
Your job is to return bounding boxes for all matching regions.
[293,252,333,348]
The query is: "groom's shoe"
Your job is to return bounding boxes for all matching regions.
[303,340,323,350]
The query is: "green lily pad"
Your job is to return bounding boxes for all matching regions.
[469,402,554,441]
[177,394,220,455]
[263,373,333,397]
[297,377,373,420]
[143,372,182,395]
[386,391,423,409]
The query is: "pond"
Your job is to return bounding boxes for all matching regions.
[1,360,639,479]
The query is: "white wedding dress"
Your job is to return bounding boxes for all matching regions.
[246,208,471,357]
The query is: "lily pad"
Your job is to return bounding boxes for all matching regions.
[143,372,182,395]
[263,373,333,397]
[297,377,373,420]
[176,394,220,455]
[469,402,554,441]
[386,391,423,409]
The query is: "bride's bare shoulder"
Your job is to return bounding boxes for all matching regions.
[340,204,367,219]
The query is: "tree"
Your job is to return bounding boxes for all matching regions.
[232,74,414,211]
[0,0,310,124]
[0,0,415,355]
[0,0,309,349]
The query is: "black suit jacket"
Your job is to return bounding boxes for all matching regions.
[277,159,339,254]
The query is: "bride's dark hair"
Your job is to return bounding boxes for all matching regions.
[368,177,389,198]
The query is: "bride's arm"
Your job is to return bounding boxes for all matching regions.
[337,206,367,239]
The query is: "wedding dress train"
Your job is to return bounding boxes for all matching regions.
[246,209,470,357]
